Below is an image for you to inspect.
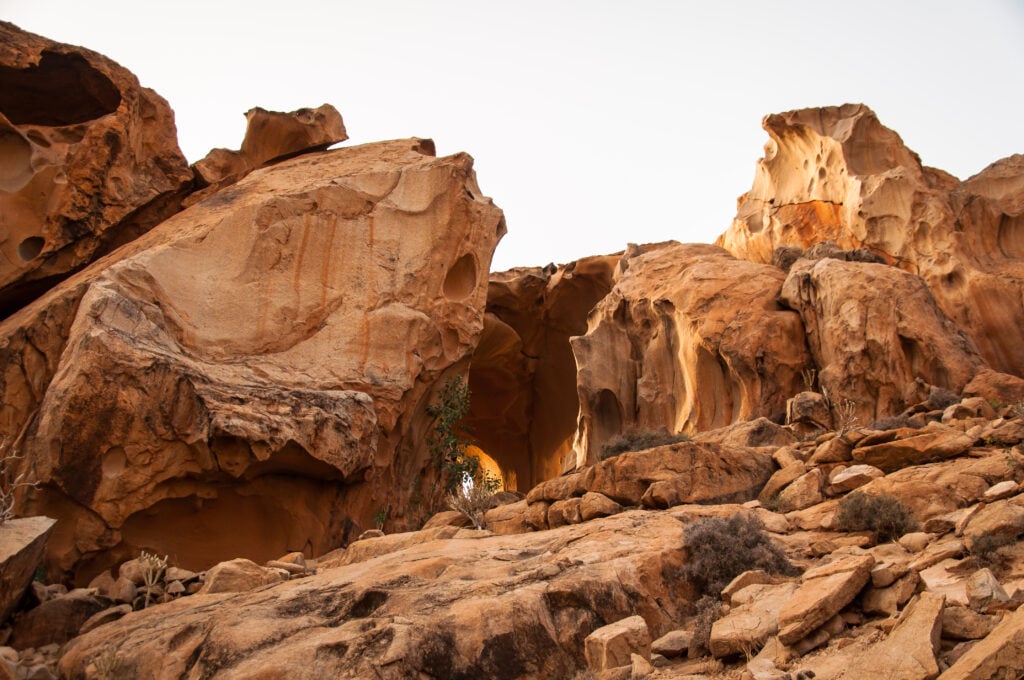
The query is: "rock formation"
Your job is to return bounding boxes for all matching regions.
[465,255,617,489]
[5,21,1024,677]
[1,136,504,582]
[571,242,811,464]
[192,104,348,194]
[0,21,193,317]
[717,103,1024,378]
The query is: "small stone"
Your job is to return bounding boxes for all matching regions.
[166,580,186,595]
[585,615,651,672]
[984,480,1019,501]
[898,532,933,553]
[966,568,1009,611]
[651,630,692,659]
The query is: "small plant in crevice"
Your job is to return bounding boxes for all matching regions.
[600,428,691,460]
[374,506,389,531]
[834,491,918,543]
[801,368,818,392]
[445,477,499,530]
[91,645,121,680]
[139,550,168,609]
[426,376,482,492]
[0,436,38,525]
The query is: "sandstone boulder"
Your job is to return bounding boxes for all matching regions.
[851,425,975,472]
[0,516,55,625]
[571,242,810,464]
[198,558,285,594]
[0,22,192,315]
[777,554,873,645]
[718,104,1024,377]
[193,104,348,188]
[9,589,105,648]
[846,592,944,679]
[585,615,651,672]
[709,582,797,658]
[1,138,505,581]
[829,464,884,492]
[940,602,1024,679]
[781,257,985,423]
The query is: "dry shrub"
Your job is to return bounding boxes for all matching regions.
[835,491,917,542]
[601,428,690,460]
[680,513,797,598]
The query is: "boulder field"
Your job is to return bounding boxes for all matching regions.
[0,20,1024,680]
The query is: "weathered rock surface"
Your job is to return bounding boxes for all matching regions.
[585,615,651,672]
[59,509,689,680]
[940,602,1024,680]
[851,425,976,472]
[718,104,1024,378]
[571,242,810,464]
[526,441,775,510]
[709,582,797,657]
[780,257,986,422]
[466,255,617,489]
[0,22,193,315]
[1,138,505,581]
[846,592,944,679]
[777,554,873,645]
[0,516,55,625]
[192,104,347,189]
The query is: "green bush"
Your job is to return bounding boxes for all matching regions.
[680,513,798,599]
[835,491,917,542]
[601,428,690,460]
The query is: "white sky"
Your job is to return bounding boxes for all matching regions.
[4,1,1023,271]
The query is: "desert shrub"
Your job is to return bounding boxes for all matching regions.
[835,491,918,542]
[601,428,690,460]
[689,594,721,653]
[969,533,1014,571]
[927,387,961,411]
[868,414,915,431]
[680,513,798,599]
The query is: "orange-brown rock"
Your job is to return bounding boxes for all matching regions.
[780,257,986,422]
[0,22,192,315]
[465,256,617,490]
[192,104,347,189]
[0,516,56,625]
[1,138,504,581]
[718,104,1024,377]
[59,509,690,680]
[526,441,774,510]
[571,242,810,464]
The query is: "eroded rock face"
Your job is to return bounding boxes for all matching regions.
[192,104,348,189]
[466,256,617,489]
[1,138,505,581]
[717,103,1024,377]
[780,257,986,421]
[58,509,690,680]
[0,21,193,316]
[570,242,811,465]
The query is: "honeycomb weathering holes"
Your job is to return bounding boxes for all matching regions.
[0,51,121,126]
[17,237,44,261]
[443,253,478,301]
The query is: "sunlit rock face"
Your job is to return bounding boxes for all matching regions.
[570,242,812,466]
[1,138,505,582]
[0,21,193,316]
[717,103,1024,377]
[466,256,617,489]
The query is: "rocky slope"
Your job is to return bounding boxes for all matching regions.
[1,23,1024,680]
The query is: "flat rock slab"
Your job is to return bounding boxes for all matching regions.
[939,603,1024,679]
[777,554,873,645]
[0,517,57,625]
[710,582,798,657]
[852,427,974,473]
[846,592,944,679]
